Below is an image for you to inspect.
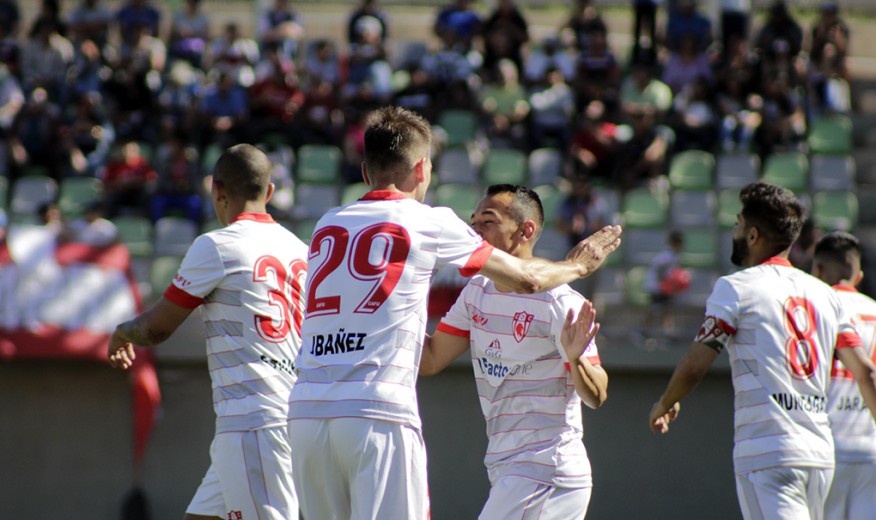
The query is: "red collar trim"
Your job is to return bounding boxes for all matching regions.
[760,257,792,267]
[230,212,275,224]
[833,285,858,293]
[360,190,408,201]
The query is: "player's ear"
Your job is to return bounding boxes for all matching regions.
[521,220,537,240]
[854,270,864,287]
[361,162,371,186]
[264,182,275,204]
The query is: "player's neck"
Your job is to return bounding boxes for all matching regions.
[494,248,533,293]
[226,201,268,223]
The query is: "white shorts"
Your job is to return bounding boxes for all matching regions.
[735,467,833,520]
[287,417,429,520]
[479,476,591,520]
[824,461,876,520]
[186,426,298,520]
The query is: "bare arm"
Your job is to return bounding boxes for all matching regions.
[560,300,608,409]
[107,297,195,369]
[479,225,621,294]
[420,329,471,376]
[836,346,876,423]
[649,342,719,434]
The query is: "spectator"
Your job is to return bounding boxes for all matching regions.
[157,60,202,135]
[10,87,61,177]
[209,22,259,87]
[670,75,717,152]
[257,0,303,59]
[343,15,392,102]
[644,230,689,336]
[37,201,64,237]
[302,38,340,87]
[0,61,23,140]
[754,0,802,61]
[115,0,160,51]
[556,177,611,248]
[479,58,529,147]
[20,18,73,99]
[393,65,437,122]
[719,0,751,55]
[568,101,618,182]
[661,32,712,95]
[149,131,201,225]
[60,92,115,177]
[666,0,712,53]
[564,0,603,52]
[755,71,806,155]
[63,38,104,103]
[716,75,761,153]
[68,0,112,46]
[99,140,156,218]
[421,30,477,111]
[620,60,673,121]
[249,45,304,144]
[524,36,576,87]
[631,0,659,65]
[198,71,248,147]
[809,2,849,68]
[0,0,19,36]
[434,0,481,52]
[528,66,575,150]
[168,0,210,68]
[481,0,528,74]
[121,21,166,77]
[66,201,118,246]
[573,21,620,112]
[300,79,344,145]
[614,107,671,191]
[809,41,850,114]
[347,0,388,46]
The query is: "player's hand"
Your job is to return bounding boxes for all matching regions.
[566,225,622,277]
[649,401,681,434]
[561,299,599,362]
[107,330,137,370]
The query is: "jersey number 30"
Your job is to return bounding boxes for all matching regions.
[306,223,411,316]
[253,256,307,342]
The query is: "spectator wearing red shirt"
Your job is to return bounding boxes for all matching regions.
[100,140,156,218]
[249,44,304,145]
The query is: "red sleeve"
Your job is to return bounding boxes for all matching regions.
[836,331,863,350]
[436,322,470,338]
[458,242,494,277]
[163,284,204,309]
[565,355,602,373]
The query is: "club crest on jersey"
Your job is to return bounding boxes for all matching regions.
[512,311,534,342]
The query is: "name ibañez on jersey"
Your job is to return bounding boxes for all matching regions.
[309,329,368,356]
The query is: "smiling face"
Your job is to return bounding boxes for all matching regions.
[470,192,525,255]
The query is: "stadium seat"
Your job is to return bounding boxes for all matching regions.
[762,152,809,194]
[678,268,720,307]
[668,150,715,191]
[807,114,852,155]
[528,148,563,186]
[623,228,667,266]
[534,184,563,226]
[149,256,182,302]
[670,189,716,228]
[201,143,223,175]
[10,175,58,218]
[341,182,371,205]
[294,183,340,219]
[679,228,719,268]
[716,152,760,190]
[154,216,198,257]
[296,144,342,184]
[436,148,479,185]
[481,148,527,186]
[436,109,478,149]
[812,191,858,232]
[392,40,429,70]
[625,265,651,308]
[290,218,319,242]
[592,267,626,308]
[435,183,482,221]
[114,215,153,257]
[809,154,855,192]
[621,187,668,228]
[533,227,567,261]
[592,185,621,225]
[57,177,103,218]
[717,189,742,228]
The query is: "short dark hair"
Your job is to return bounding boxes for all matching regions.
[363,106,432,183]
[213,144,272,201]
[485,184,544,239]
[814,231,861,280]
[739,182,806,254]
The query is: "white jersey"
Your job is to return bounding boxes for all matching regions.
[828,286,876,464]
[288,191,493,429]
[696,257,861,474]
[165,213,309,434]
[438,276,599,488]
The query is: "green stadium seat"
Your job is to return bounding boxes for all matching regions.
[481,148,527,185]
[807,114,852,155]
[622,187,668,228]
[297,144,342,184]
[436,148,478,185]
[716,152,760,190]
[10,175,58,218]
[625,266,651,307]
[810,154,855,192]
[434,183,482,222]
[717,189,742,228]
[113,216,154,257]
[57,177,103,218]
[437,110,478,148]
[668,150,715,191]
[149,256,182,303]
[201,143,223,175]
[671,189,716,228]
[679,228,719,268]
[762,152,809,193]
[812,191,858,232]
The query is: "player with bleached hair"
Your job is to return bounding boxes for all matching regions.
[649,182,876,520]
[811,231,876,520]
[422,183,607,519]
[109,144,308,520]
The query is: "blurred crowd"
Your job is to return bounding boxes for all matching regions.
[0,0,855,229]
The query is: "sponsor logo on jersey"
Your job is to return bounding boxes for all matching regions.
[309,329,367,356]
[485,338,501,358]
[770,392,827,414]
[512,311,534,342]
[472,313,488,326]
[475,357,533,378]
[174,273,192,287]
[260,354,295,376]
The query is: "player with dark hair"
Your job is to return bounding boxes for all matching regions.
[422,183,607,519]
[649,182,876,520]
[812,231,876,520]
[109,144,308,520]
[287,107,621,520]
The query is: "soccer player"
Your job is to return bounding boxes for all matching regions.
[421,184,608,519]
[108,144,308,520]
[287,106,621,520]
[811,231,876,520]
[648,182,876,520]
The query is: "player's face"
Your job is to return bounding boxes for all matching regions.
[471,193,523,255]
[730,214,749,266]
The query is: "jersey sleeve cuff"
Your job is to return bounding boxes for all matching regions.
[436,322,470,338]
[836,331,863,349]
[164,284,204,309]
[458,242,494,277]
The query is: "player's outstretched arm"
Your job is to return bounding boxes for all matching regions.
[420,330,470,376]
[561,300,608,409]
[649,342,719,434]
[479,225,622,294]
[836,346,876,423]
[108,297,195,370]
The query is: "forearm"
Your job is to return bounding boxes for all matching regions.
[658,343,717,410]
[516,257,588,294]
[856,369,876,424]
[114,314,173,347]
[571,358,607,409]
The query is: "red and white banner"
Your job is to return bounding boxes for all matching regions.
[0,225,161,467]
